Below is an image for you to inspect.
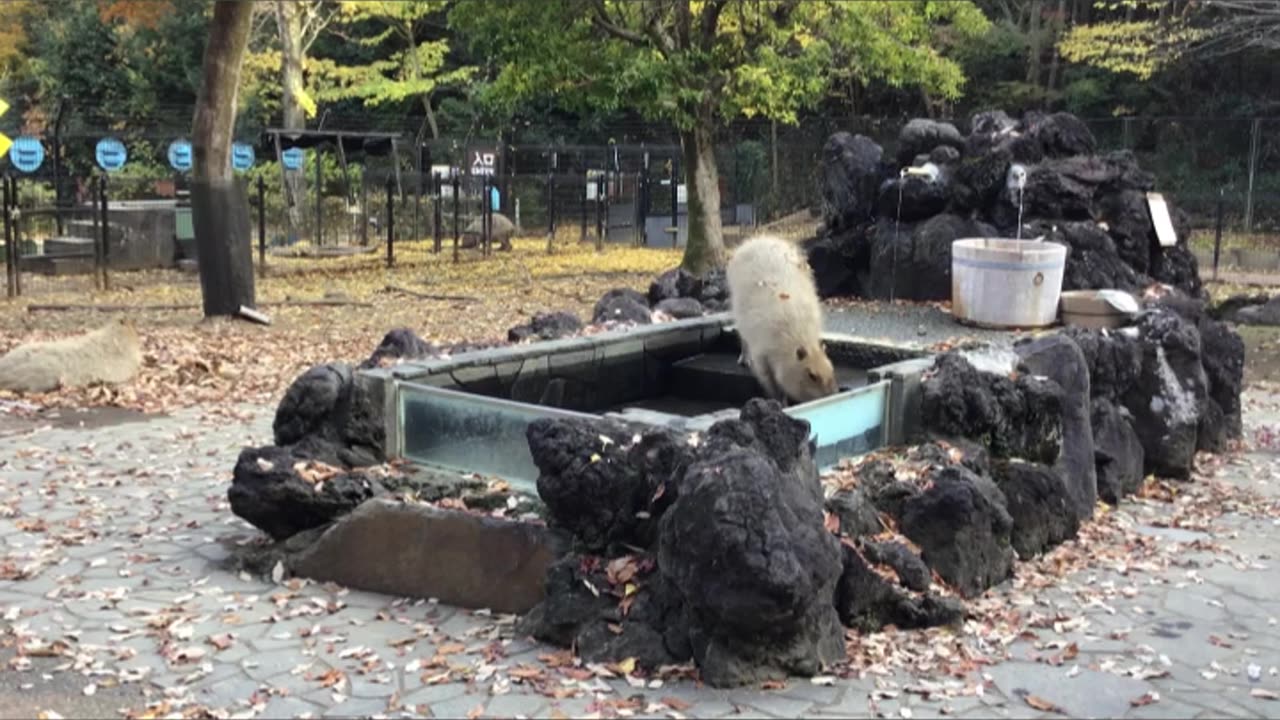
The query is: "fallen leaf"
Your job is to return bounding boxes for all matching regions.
[1025,694,1064,713]
[1251,689,1279,701]
[1130,692,1159,707]
[662,697,692,711]
[207,633,234,651]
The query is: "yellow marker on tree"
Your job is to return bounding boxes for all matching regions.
[0,98,11,159]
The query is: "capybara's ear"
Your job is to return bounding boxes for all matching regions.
[796,346,807,361]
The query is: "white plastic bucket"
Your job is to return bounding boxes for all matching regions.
[951,238,1067,329]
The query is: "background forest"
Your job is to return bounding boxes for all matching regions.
[0,0,1277,237]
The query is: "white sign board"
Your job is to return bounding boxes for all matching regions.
[430,164,454,179]
[1146,192,1178,248]
[676,184,688,205]
[586,170,605,201]
[470,149,496,176]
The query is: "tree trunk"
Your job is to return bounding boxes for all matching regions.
[679,117,726,274]
[422,94,440,139]
[191,0,256,318]
[276,0,308,241]
[1026,0,1043,88]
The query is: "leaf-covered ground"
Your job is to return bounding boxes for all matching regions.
[0,238,682,416]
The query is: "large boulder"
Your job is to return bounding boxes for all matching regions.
[990,460,1079,560]
[1061,326,1143,402]
[654,297,706,319]
[920,352,1064,465]
[876,175,950,223]
[896,119,965,166]
[1013,334,1098,518]
[1020,161,1096,220]
[527,418,653,552]
[648,268,703,305]
[834,543,964,633]
[1091,399,1145,504]
[593,288,653,325]
[822,132,886,231]
[1096,189,1154,276]
[272,363,384,468]
[508,311,584,343]
[1196,317,1245,451]
[867,214,997,301]
[657,400,844,686]
[898,465,1015,598]
[361,328,435,369]
[1025,220,1140,292]
[1121,309,1208,480]
[1023,111,1097,158]
[951,147,1012,213]
[805,227,871,298]
[228,445,384,541]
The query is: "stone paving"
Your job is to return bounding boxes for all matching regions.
[2,395,1280,719]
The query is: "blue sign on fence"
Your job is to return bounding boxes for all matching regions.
[168,139,192,171]
[281,146,304,171]
[9,136,44,173]
[96,137,128,172]
[231,142,255,171]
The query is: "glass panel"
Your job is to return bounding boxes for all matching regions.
[786,380,888,470]
[399,382,599,491]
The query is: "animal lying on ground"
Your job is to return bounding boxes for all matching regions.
[726,233,839,405]
[0,317,143,393]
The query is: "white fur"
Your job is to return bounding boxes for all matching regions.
[726,234,835,403]
[0,319,143,393]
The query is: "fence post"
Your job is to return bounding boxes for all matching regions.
[257,175,266,275]
[670,156,679,248]
[1244,117,1261,234]
[452,173,460,264]
[386,173,395,268]
[99,175,110,292]
[315,146,323,247]
[595,173,604,252]
[91,177,102,291]
[580,170,588,243]
[3,174,12,298]
[1213,187,1224,282]
[432,171,442,253]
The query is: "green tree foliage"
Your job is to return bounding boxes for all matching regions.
[311,1,475,139]
[451,0,988,272]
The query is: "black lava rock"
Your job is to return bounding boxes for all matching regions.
[867,214,998,302]
[1091,398,1145,504]
[1122,309,1208,480]
[834,544,964,633]
[654,297,706,319]
[920,352,1064,465]
[592,288,653,325]
[527,418,653,552]
[898,465,1015,598]
[509,311,584,342]
[272,363,384,468]
[657,399,844,687]
[648,268,703,305]
[228,445,383,541]
[361,328,435,369]
[990,459,1080,560]
[822,132,886,231]
[1014,334,1098,518]
[896,118,965,166]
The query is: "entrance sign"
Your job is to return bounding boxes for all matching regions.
[470,148,496,176]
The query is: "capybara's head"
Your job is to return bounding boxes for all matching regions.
[780,342,838,403]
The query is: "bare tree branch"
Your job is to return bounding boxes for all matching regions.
[590,0,650,46]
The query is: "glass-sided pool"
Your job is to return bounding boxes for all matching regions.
[379,315,931,491]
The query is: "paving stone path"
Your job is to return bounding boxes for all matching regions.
[2,394,1280,720]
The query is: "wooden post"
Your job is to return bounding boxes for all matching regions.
[1213,187,1224,282]
[386,173,395,268]
[257,174,266,273]
[99,175,110,292]
[452,172,460,264]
